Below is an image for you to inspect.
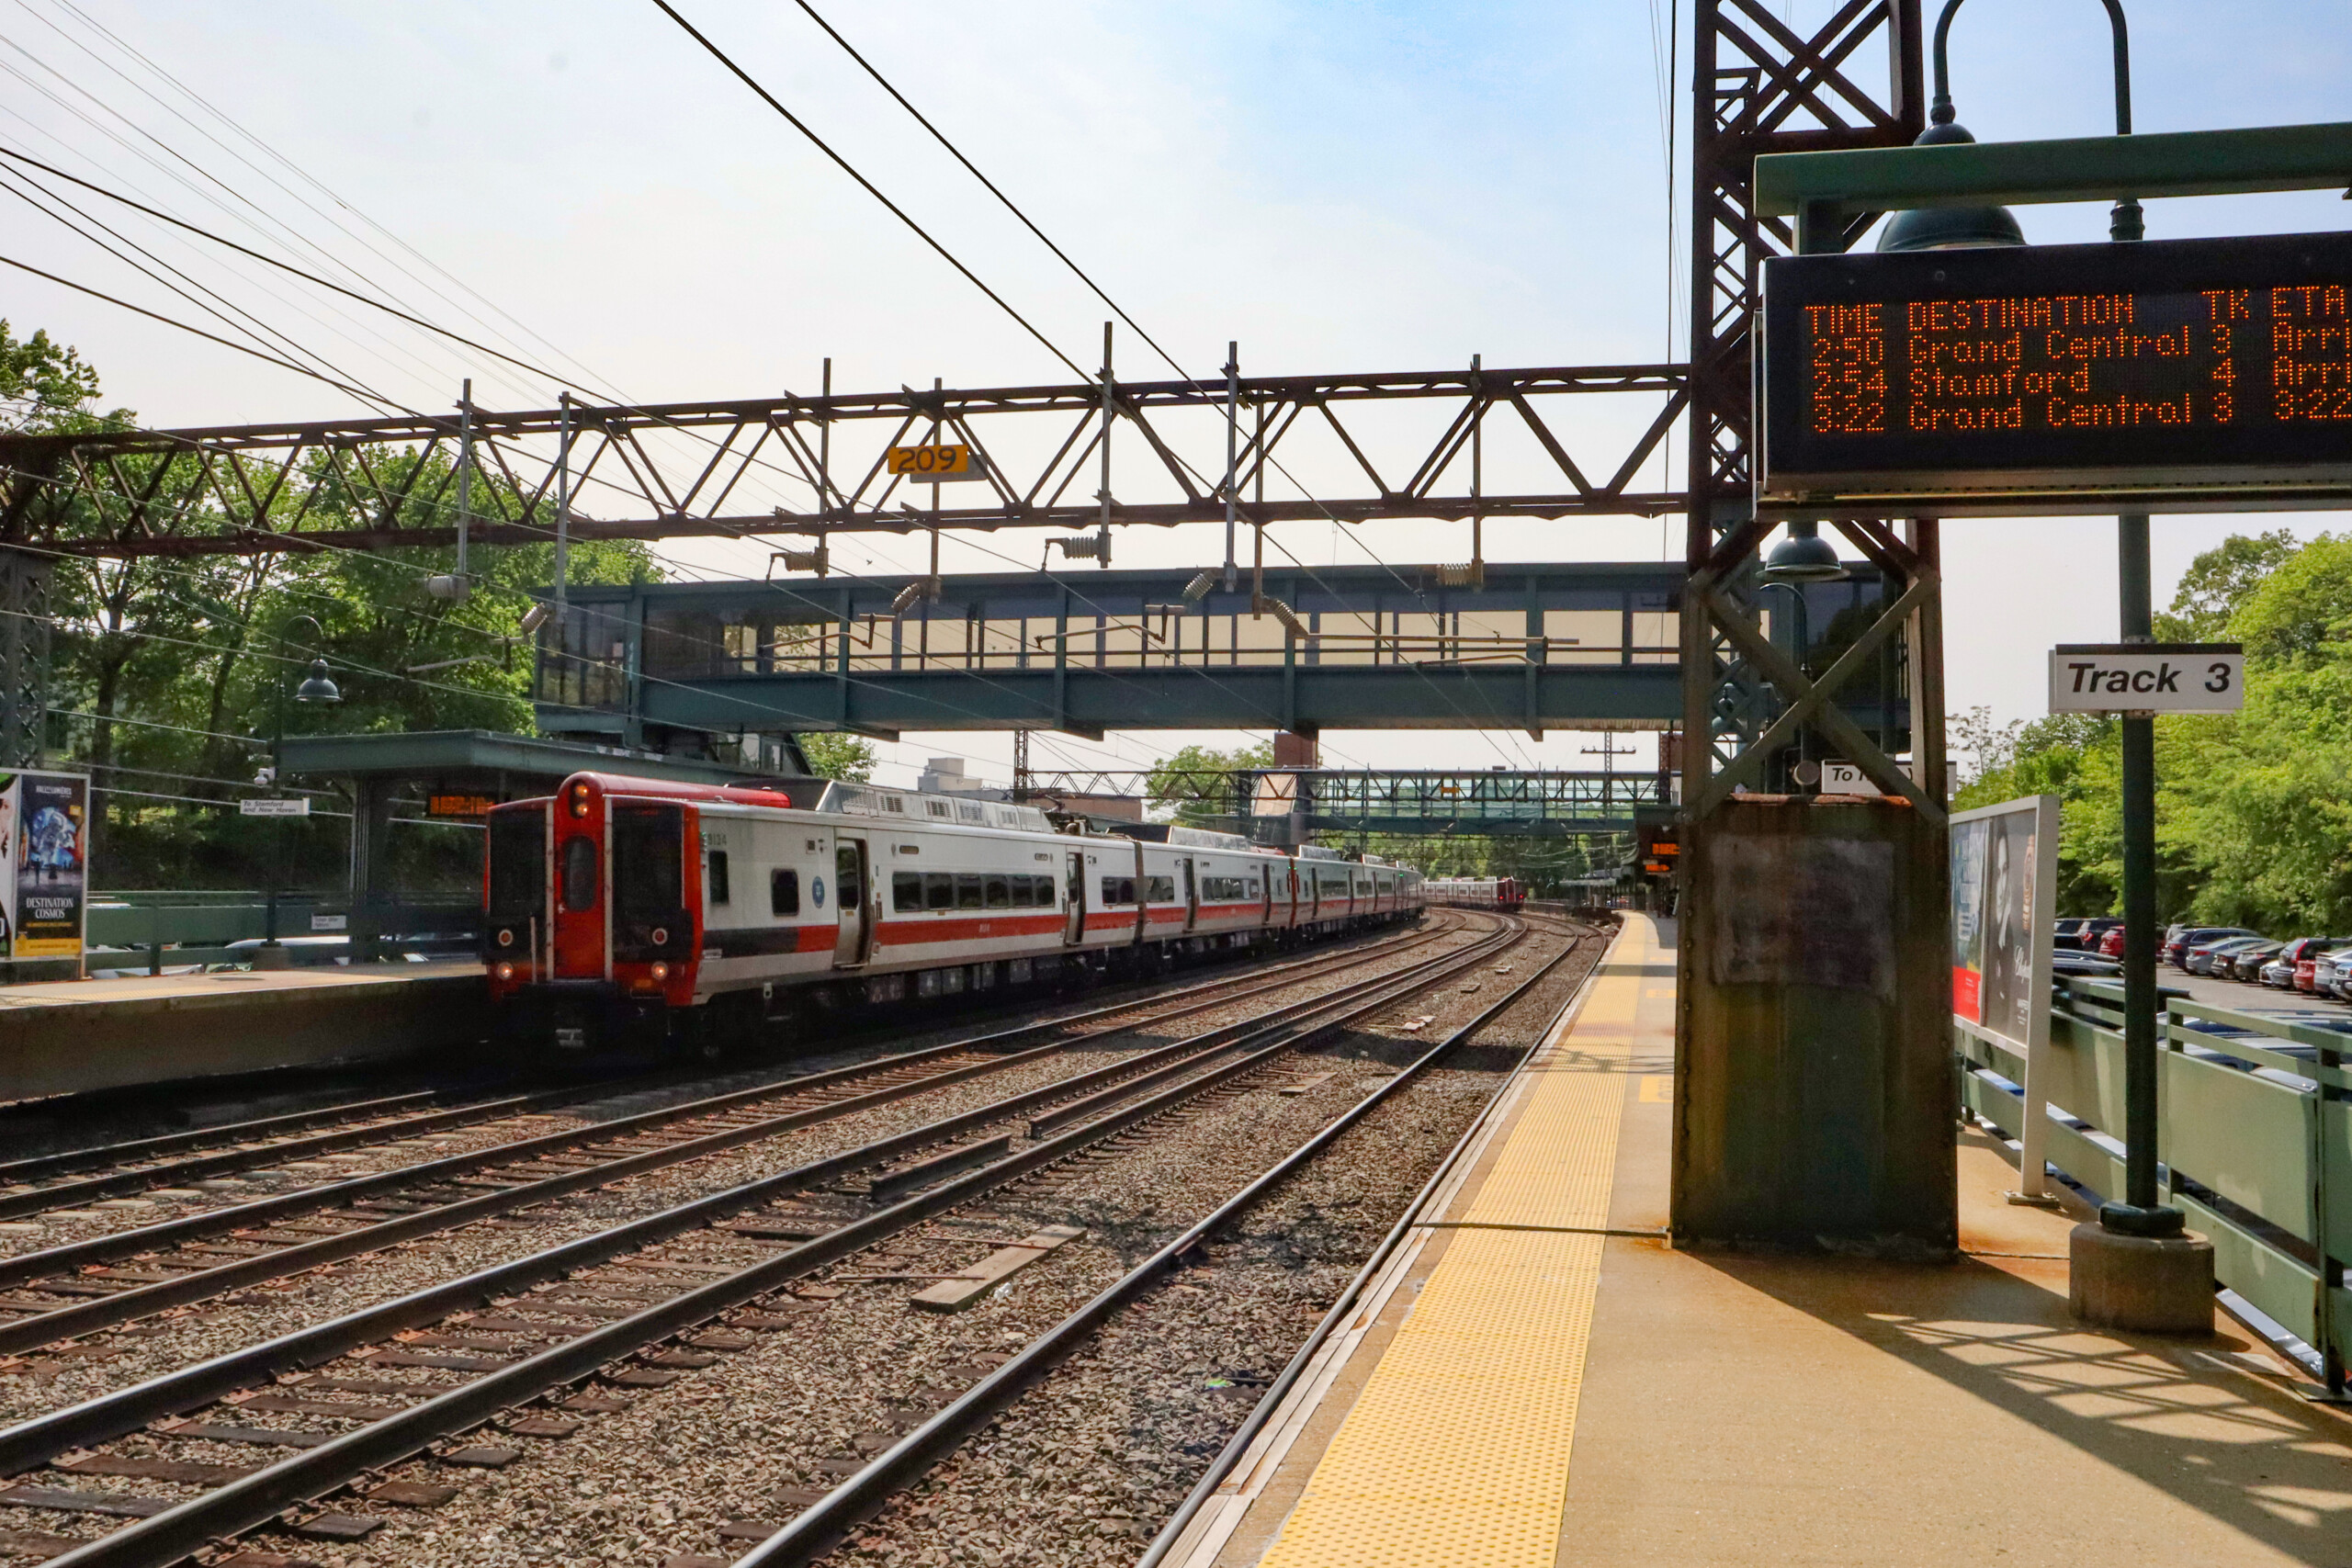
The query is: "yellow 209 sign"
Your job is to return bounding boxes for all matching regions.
[885,444,987,482]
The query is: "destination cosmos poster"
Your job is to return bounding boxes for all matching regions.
[0,772,91,961]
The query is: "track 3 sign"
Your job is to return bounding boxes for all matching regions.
[2049,643,2244,714]
[1760,231,2352,512]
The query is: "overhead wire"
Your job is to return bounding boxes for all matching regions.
[677,1,1542,771]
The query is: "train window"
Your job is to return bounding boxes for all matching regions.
[927,800,953,818]
[925,873,954,910]
[1007,876,1031,908]
[771,869,800,916]
[1146,875,1176,903]
[956,874,984,910]
[707,852,731,905]
[985,874,1010,908]
[560,835,598,913]
[613,807,683,924]
[487,811,544,920]
[958,802,987,823]
[1101,875,1135,906]
[1035,875,1057,907]
[893,871,923,913]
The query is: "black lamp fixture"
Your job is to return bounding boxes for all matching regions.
[1876,0,2030,254]
[1760,520,1850,585]
[294,658,341,706]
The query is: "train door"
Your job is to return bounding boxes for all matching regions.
[833,837,871,967]
[1063,850,1086,945]
[1261,861,1274,923]
[1182,858,1199,932]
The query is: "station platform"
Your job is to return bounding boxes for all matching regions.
[1167,916,2352,1568]
[0,961,483,1104]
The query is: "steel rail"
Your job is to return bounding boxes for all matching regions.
[1,919,1518,1568]
[0,923,1449,1354]
[0,1090,441,1187]
[736,918,1594,1565]
[0,919,1440,1280]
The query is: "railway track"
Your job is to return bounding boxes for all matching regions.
[0,913,1527,1568]
[738,919,1600,1566]
[0,919,1465,1364]
[0,922,1450,1235]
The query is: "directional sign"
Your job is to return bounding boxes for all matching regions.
[884,444,989,483]
[1760,231,2352,512]
[1821,761,1883,795]
[239,796,311,818]
[2048,643,2245,714]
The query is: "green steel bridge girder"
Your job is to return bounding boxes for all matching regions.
[613,662,1686,739]
[530,562,1905,740]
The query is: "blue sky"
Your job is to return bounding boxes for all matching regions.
[5,1,2346,788]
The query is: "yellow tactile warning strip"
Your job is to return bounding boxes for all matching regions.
[1253,918,1654,1568]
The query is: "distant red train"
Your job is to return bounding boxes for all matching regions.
[1423,875,1524,910]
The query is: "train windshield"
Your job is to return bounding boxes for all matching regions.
[487,807,545,920]
[613,804,684,923]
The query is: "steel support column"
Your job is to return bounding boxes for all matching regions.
[1675,0,1954,1256]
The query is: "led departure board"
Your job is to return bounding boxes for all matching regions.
[1760,231,2352,513]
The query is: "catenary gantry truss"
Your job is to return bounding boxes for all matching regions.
[0,364,1687,558]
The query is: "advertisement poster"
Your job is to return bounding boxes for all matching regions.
[1949,816,1987,1022]
[0,772,89,962]
[1979,809,2041,1052]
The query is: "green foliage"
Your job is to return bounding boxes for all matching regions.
[797,732,877,782]
[1959,529,2352,932]
[0,321,111,433]
[1146,739,1273,823]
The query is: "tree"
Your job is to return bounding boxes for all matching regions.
[0,321,107,433]
[1146,739,1273,823]
[797,732,876,782]
[2156,527,2299,640]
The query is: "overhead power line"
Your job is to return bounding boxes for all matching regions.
[649,1,1093,385]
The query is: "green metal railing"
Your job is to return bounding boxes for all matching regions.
[76,897,480,974]
[1957,981,2350,1393]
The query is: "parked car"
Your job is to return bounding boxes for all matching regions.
[2185,935,2267,976]
[2166,927,2260,967]
[2318,947,2352,1001]
[2227,941,2285,982]
[2293,944,2347,994]
[2098,925,2127,959]
[2266,937,2349,989]
[2067,918,2123,953]
[2052,949,2122,981]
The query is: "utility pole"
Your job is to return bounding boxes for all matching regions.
[1582,737,1637,816]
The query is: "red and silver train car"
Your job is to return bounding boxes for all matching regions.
[482,772,1424,1053]
[1423,874,1525,910]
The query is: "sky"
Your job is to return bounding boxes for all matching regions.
[3,0,2346,795]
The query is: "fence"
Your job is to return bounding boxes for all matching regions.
[1956,977,2351,1393]
[78,892,480,974]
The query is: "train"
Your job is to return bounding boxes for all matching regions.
[1422,874,1525,910]
[482,771,1426,1055]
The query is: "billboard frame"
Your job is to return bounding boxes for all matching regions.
[1951,794,2060,1201]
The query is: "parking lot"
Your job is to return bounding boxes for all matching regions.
[2165,962,2352,1019]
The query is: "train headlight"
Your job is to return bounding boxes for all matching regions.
[650,927,669,947]
[496,928,514,948]
[650,962,670,983]
[494,962,515,981]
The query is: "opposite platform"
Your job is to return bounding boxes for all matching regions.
[1171,914,2352,1568]
[0,962,484,1104]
